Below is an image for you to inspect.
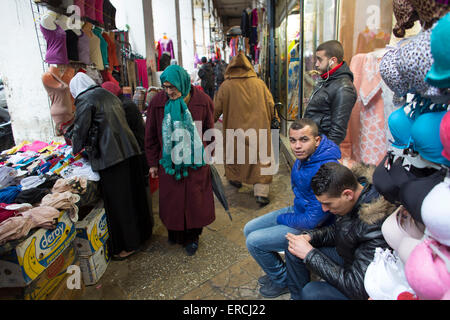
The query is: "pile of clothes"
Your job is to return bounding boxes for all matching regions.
[0,140,100,248]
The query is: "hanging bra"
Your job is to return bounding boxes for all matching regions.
[405,237,450,300]
[388,105,415,149]
[373,153,414,203]
[381,206,424,264]
[388,96,450,166]
[380,30,450,103]
[421,176,450,246]
[364,247,415,300]
[398,168,447,224]
[411,110,450,167]
[441,111,450,161]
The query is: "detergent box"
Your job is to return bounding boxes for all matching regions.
[79,242,110,286]
[0,243,82,300]
[0,210,76,288]
[73,201,109,256]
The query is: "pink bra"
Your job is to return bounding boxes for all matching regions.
[405,238,450,299]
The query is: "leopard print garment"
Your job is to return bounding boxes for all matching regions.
[408,0,450,29]
[393,0,419,38]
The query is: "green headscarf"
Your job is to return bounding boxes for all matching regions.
[159,65,206,180]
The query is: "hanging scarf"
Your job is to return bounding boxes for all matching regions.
[159,65,205,180]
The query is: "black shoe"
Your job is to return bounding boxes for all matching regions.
[259,281,289,298]
[258,274,271,286]
[229,180,242,188]
[185,241,199,256]
[256,196,270,207]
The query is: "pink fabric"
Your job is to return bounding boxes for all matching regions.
[74,0,85,17]
[342,52,389,165]
[136,59,149,89]
[405,238,450,300]
[18,141,49,153]
[84,0,96,21]
[95,0,104,24]
[440,111,450,160]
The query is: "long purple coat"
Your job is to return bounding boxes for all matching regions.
[145,86,216,230]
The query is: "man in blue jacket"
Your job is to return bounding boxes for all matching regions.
[244,118,341,298]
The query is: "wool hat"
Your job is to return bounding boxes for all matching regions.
[440,111,450,160]
[426,12,450,88]
[101,81,122,97]
[421,177,450,246]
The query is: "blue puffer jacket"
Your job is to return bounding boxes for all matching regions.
[277,135,341,229]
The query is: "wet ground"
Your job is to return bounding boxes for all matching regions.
[81,146,295,300]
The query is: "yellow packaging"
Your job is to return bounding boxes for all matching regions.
[0,243,80,300]
[0,210,76,287]
[73,201,109,256]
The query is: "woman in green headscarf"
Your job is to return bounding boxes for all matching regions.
[145,65,216,256]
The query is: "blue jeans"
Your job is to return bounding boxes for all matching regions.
[285,247,349,300]
[244,207,303,287]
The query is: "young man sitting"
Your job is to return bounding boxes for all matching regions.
[244,118,341,298]
[285,162,396,300]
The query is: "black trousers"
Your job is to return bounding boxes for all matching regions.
[99,155,153,255]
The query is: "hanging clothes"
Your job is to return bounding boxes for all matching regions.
[135,59,148,89]
[341,50,396,165]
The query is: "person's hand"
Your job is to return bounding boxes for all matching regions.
[286,232,314,259]
[149,167,158,178]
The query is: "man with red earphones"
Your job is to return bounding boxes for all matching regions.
[303,40,357,147]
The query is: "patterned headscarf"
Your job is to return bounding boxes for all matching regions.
[159,65,205,180]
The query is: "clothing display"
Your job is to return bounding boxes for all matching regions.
[42,69,75,136]
[343,50,397,164]
[0,140,100,246]
[77,31,92,65]
[40,24,69,65]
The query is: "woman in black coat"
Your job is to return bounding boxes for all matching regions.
[68,73,152,260]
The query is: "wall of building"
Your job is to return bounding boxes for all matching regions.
[0,0,56,143]
[180,0,195,74]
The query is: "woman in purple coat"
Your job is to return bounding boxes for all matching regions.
[145,65,215,256]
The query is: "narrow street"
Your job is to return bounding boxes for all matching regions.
[82,139,293,300]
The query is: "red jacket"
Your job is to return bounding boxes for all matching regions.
[145,86,215,230]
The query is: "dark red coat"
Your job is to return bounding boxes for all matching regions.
[145,86,215,230]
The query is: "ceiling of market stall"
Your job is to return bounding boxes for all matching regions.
[213,0,265,34]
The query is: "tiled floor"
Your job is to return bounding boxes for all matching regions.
[81,151,295,300]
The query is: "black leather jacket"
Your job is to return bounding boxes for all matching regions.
[66,86,141,171]
[304,62,357,146]
[304,180,393,300]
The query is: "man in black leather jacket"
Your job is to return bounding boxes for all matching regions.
[285,162,396,300]
[304,40,357,146]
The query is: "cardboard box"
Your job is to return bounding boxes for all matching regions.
[0,210,76,287]
[73,201,109,256]
[79,243,110,286]
[0,243,81,300]
[46,270,85,300]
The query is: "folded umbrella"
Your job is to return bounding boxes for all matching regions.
[210,165,232,221]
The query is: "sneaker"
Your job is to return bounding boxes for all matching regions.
[255,196,270,207]
[259,281,289,298]
[258,274,271,286]
[185,241,199,256]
